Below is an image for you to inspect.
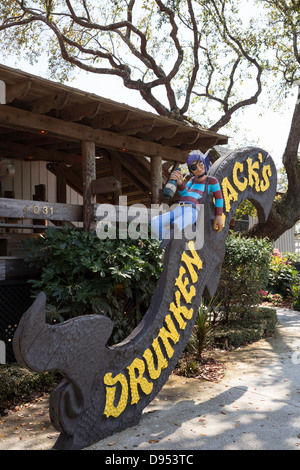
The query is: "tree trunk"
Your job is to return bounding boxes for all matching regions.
[246,194,299,241]
[244,85,300,241]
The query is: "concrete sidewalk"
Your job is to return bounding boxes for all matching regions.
[1,307,300,450]
[87,307,300,451]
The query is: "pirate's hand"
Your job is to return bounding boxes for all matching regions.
[170,170,183,186]
[213,215,224,233]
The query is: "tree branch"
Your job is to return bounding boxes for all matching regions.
[201,0,263,132]
[180,0,200,115]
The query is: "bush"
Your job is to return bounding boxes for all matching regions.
[21,226,162,344]
[213,307,277,348]
[0,364,57,413]
[267,249,299,299]
[265,292,284,305]
[214,234,273,324]
[292,285,300,311]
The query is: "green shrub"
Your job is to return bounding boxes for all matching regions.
[282,252,300,264]
[292,285,300,311]
[266,292,284,305]
[267,248,299,298]
[215,234,273,324]
[21,226,162,344]
[0,364,57,412]
[213,307,277,348]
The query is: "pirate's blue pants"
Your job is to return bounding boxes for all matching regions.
[151,204,198,240]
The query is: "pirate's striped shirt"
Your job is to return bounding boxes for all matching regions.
[177,176,223,216]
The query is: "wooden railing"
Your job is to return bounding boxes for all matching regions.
[0,197,83,230]
[0,198,158,238]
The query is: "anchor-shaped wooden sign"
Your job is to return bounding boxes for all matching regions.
[13,147,277,449]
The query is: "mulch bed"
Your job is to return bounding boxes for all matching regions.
[174,351,226,382]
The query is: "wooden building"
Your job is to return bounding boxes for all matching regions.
[0,64,228,274]
[0,64,228,361]
[0,64,227,256]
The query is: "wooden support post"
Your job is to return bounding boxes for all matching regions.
[33,184,46,233]
[82,141,96,232]
[150,156,162,205]
[110,152,122,205]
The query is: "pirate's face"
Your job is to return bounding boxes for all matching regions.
[189,160,205,177]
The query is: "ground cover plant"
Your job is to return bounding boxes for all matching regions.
[0,364,58,415]
[21,226,163,344]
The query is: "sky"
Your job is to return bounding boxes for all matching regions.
[2,54,297,171]
[74,70,296,169]
[0,0,298,171]
[71,66,297,170]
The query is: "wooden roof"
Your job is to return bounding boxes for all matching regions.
[0,64,228,205]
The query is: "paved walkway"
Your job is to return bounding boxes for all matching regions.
[1,307,300,450]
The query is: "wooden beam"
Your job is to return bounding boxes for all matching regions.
[91,176,121,194]
[158,130,200,146]
[0,197,83,221]
[115,153,152,190]
[5,80,32,103]
[119,166,149,195]
[180,136,221,150]
[0,223,64,230]
[110,152,122,204]
[91,111,129,129]
[47,162,83,194]
[31,92,69,114]
[60,102,101,122]
[0,257,41,281]
[142,125,180,141]
[47,162,112,205]
[102,149,150,196]
[150,156,163,205]
[0,105,189,161]
[118,118,156,136]
[0,140,81,165]
[82,141,96,232]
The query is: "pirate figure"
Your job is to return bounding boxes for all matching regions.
[151,152,224,249]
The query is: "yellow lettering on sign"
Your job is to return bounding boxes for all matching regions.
[127,358,153,405]
[103,246,204,418]
[233,161,247,192]
[220,154,274,214]
[169,290,193,329]
[103,372,129,418]
[261,164,272,192]
[175,265,196,303]
[181,242,203,283]
[143,338,168,380]
[247,158,260,191]
[158,314,180,359]
[221,176,239,213]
